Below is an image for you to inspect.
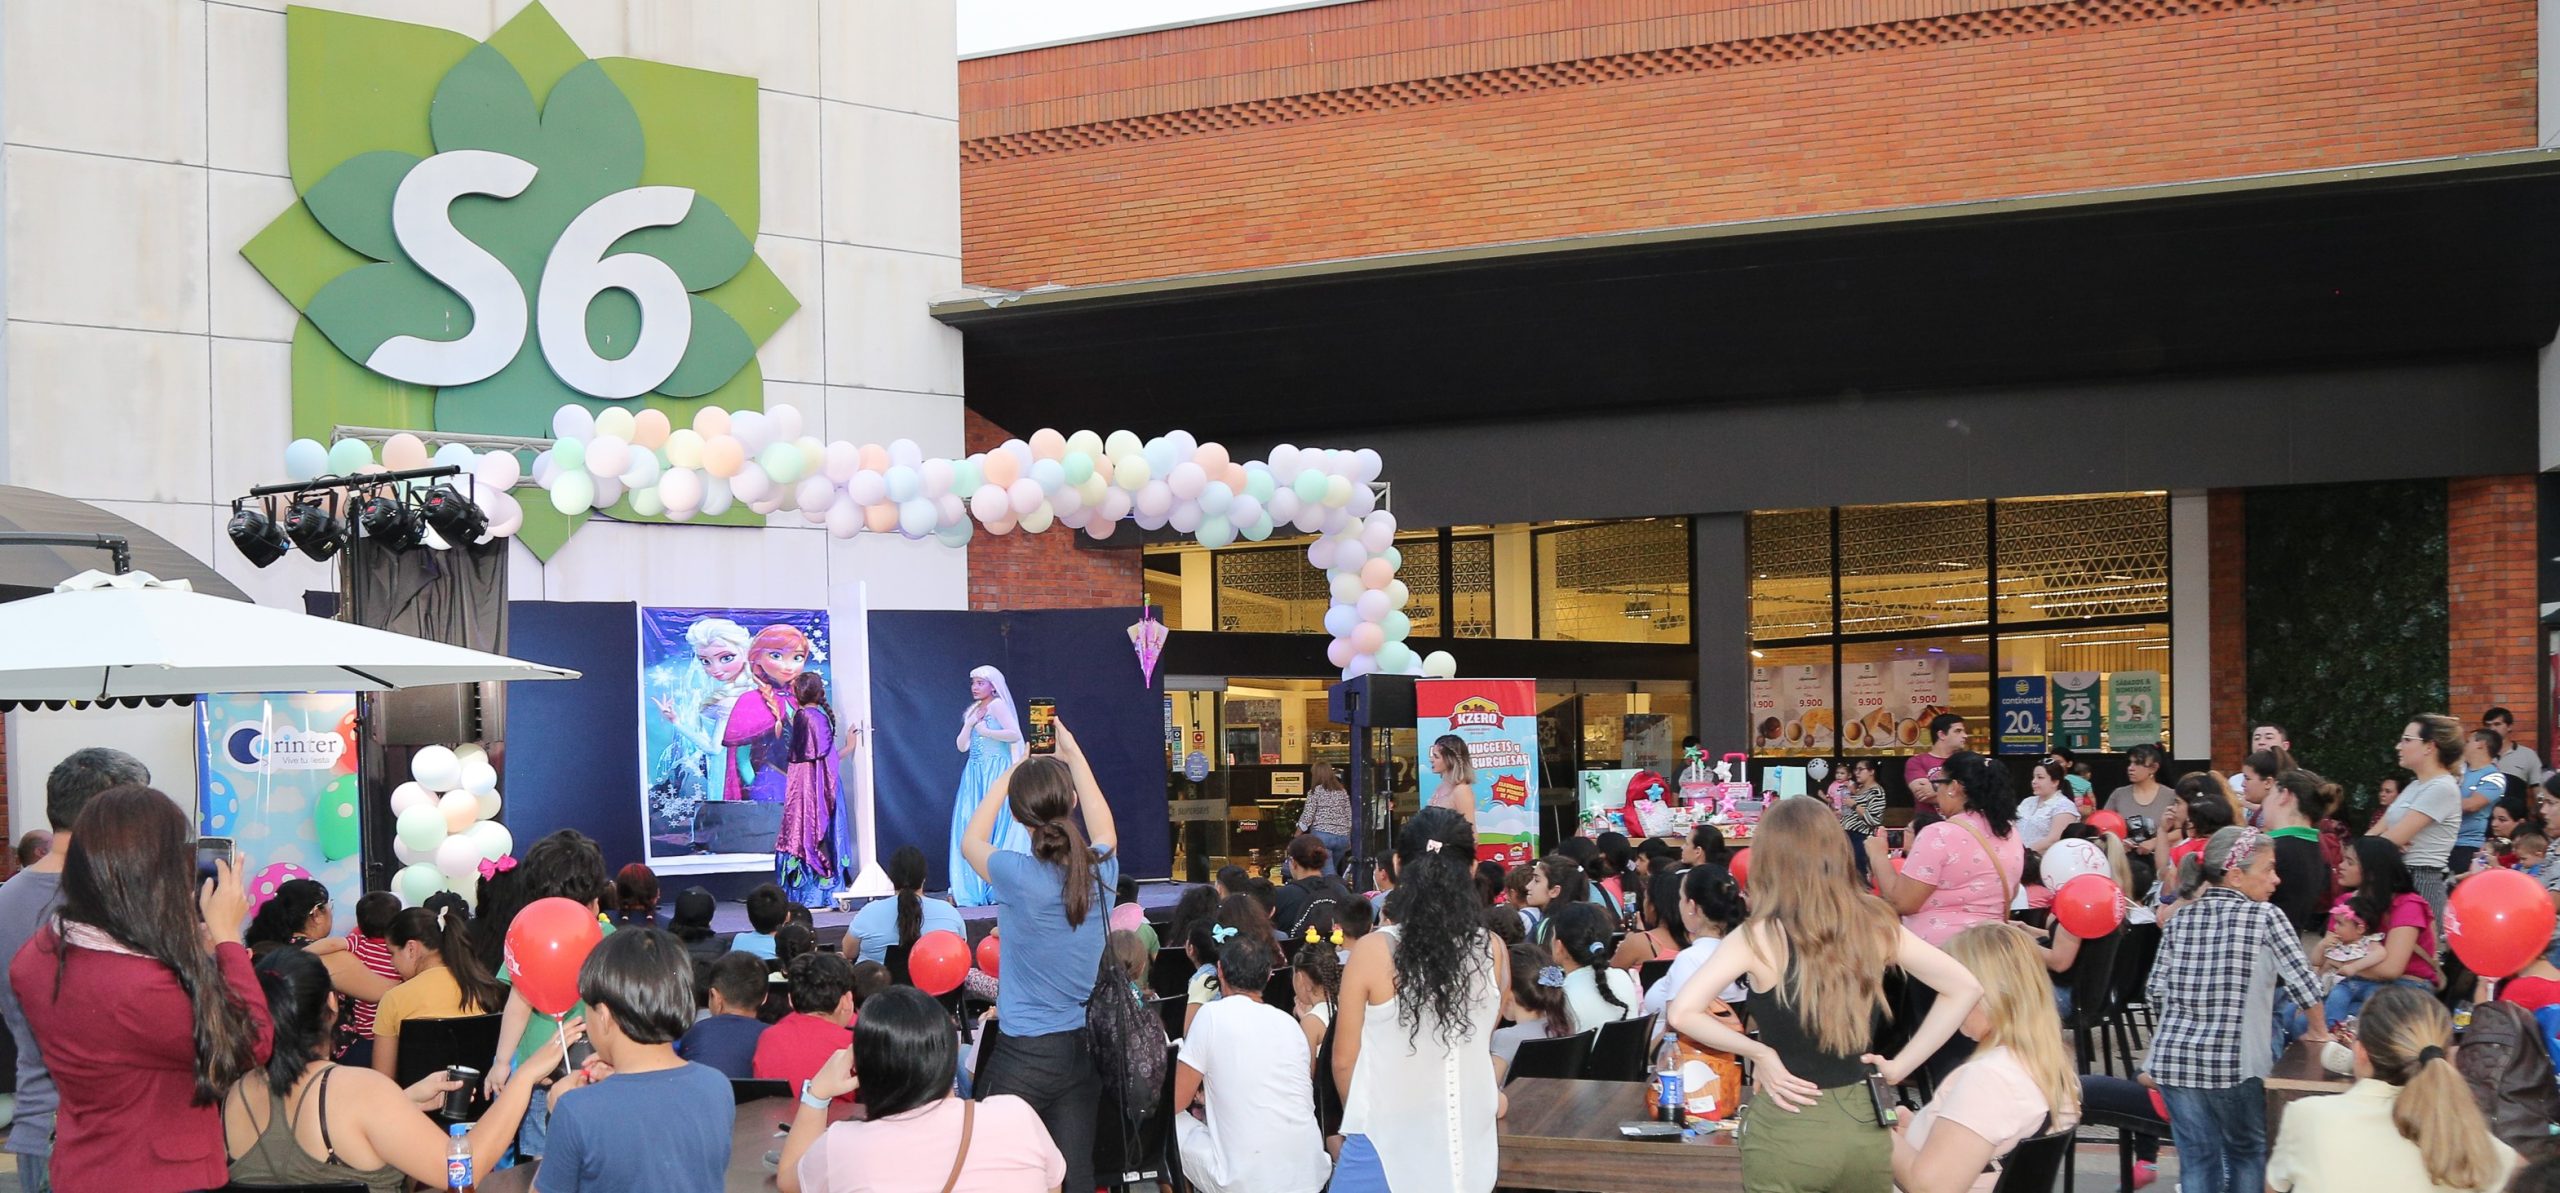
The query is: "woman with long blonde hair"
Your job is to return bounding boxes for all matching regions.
[2266,985,2515,1192]
[1669,797,1981,1193]
[1427,734,1478,825]
[1892,923,2081,1192]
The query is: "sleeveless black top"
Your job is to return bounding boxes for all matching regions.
[1746,954,1875,1089]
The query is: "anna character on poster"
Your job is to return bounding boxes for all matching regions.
[721,624,809,805]
[777,670,844,906]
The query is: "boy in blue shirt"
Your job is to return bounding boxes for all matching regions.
[673,950,769,1079]
[731,884,790,960]
[536,928,733,1193]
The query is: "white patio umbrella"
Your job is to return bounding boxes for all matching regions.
[0,570,577,701]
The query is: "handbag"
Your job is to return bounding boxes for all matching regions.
[937,1099,978,1193]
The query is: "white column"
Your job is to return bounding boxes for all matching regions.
[2169,492,2212,762]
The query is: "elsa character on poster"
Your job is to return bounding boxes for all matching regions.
[947,665,1028,908]
[648,618,752,850]
[722,625,809,806]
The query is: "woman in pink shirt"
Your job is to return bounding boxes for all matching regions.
[1869,750,2026,947]
[778,985,1063,1193]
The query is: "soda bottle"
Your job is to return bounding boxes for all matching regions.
[446,1122,473,1190]
[1650,1034,1686,1126]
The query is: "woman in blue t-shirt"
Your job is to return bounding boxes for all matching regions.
[844,847,964,964]
[960,719,1120,1193]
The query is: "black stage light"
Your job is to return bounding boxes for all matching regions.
[226,500,289,568]
[420,483,486,543]
[355,490,424,552]
[282,496,346,561]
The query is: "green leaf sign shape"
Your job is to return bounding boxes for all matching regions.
[242,4,799,557]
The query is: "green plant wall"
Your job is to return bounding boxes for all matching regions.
[2245,481,2447,826]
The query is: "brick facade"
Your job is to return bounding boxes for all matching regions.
[961,0,2535,289]
[2207,489,2248,771]
[963,411,1144,611]
[2447,475,2541,753]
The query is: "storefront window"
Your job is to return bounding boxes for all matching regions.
[1995,494,2169,625]
[1212,542,1328,633]
[1991,622,2172,752]
[1145,555,1184,626]
[1534,519,1691,643]
[1838,501,1989,635]
[1400,534,1497,639]
[1749,508,1832,640]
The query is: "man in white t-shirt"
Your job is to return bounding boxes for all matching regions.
[1173,933,1333,1193]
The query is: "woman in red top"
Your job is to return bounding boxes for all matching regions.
[9,786,271,1193]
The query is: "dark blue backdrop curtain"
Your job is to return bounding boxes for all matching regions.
[870,609,1171,885]
[503,602,645,872]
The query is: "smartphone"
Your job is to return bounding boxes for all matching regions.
[1865,1067,1901,1127]
[195,836,233,885]
[1884,828,1907,851]
[1026,698,1057,755]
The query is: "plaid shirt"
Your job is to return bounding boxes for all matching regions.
[2144,887,2322,1089]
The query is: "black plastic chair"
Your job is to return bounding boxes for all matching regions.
[1262,965,1296,1010]
[732,1078,793,1104]
[1506,1029,1595,1084]
[1583,1012,1657,1081]
[2058,926,2123,1075]
[882,943,911,986]
[2096,922,2160,1077]
[1637,958,1674,991]
[1153,994,1187,1041]
[391,1012,503,1124]
[1093,1039,1183,1193]
[1989,1126,2075,1193]
[1149,948,1195,999]
[2073,1100,2170,1193]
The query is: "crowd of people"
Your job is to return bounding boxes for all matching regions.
[2,701,2559,1193]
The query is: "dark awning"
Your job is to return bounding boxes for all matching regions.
[940,150,2560,446]
[0,486,250,603]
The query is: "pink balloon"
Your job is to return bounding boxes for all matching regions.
[858,443,891,473]
[382,433,429,470]
[1326,638,1355,667]
[1008,478,1045,515]
[1195,442,1231,475]
[249,862,314,915]
[1221,462,1249,492]
[1350,622,1386,655]
[692,406,731,438]
[701,436,745,479]
[971,484,1009,523]
[984,450,1021,488]
[1361,558,1395,589]
[631,408,672,449]
[1167,462,1206,500]
[1029,428,1067,459]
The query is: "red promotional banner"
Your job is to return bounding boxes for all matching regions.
[1416,678,1540,864]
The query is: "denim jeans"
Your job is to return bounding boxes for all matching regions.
[2160,1079,2267,1193]
[10,1141,49,1193]
[1313,830,1350,878]
[2325,975,2431,1026]
[511,1084,551,1161]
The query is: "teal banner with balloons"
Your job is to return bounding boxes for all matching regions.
[196,694,364,924]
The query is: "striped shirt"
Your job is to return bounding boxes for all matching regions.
[345,932,398,1038]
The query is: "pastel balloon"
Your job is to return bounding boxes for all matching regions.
[1135,481,1173,519]
[1143,437,1178,476]
[389,781,434,817]
[1195,442,1231,475]
[1008,478,1044,516]
[1330,574,1364,606]
[729,409,770,453]
[465,819,513,862]
[1356,589,1391,622]
[590,474,625,510]
[474,787,503,822]
[1198,481,1233,516]
[848,470,888,506]
[796,475,837,512]
[826,497,862,538]
[1105,430,1142,458]
[920,458,955,497]
[1324,605,1359,638]
[1387,579,1411,610]
[659,468,704,513]
[897,498,936,537]
[891,438,925,468]
[885,465,921,503]
[1197,515,1235,548]
[382,432,429,470]
[619,451,660,490]
[396,804,448,853]
[1292,469,1328,504]
[729,461,773,502]
[1343,653,1376,679]
[459,757,498,794]
[1167,462,1206,501]
[1241,514,1275,541]
[983,449,1021,488]
[436,788,479,834]
[1361,558,1395,590]
[411,745,461,791]
[327,438,374,475]
[283,438,329,481]
[865,502,899,533]
[555,405,599,441]
[1068,430,1106,458]
[759,441,805,485]
[434,831,481,880]
[631,408,672,448]
[769,404,804,441]
[1029,428,1066,459]
[689,405,729,438]
[1096,487,1133,522]
[1114,455,1151,491]
[953,456,985,495]
[1168,503,1202,534]
[1354,448,1384,482]
[584,435,630,477]
[700,477,735,516]
[937,521,974,547]
[971,484,1009,524]
[1061,452,1094,486]
[1423,650,1458,678]
[1377,641,1415,674]
[1019,503,1055,534]
[476,451,523,493]
[593,406,637,441]
[1326,638,1355,668]
[548,471,595,515]
[1380,610,1412,642]
[394,863,445,906]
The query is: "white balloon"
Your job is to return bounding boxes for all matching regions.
[410,746,461,792]
[1423,650,1458,678]
[392,837,426,867]
[530,449,560,488]
[438,788,480,833]
[434,833,483,880]
[477,451,522,491]
[1008,478,1044,516]
[551,405,596,441]
[889,438,924,468]
[849,470,888,506]
[1096,487,1133,522]
[700,476,735,516]
[389,782,434,817]
[585,435,630,478]
[454,743,487,764]
[768,403,805,441]
[465,819,514,862]
[1307,537,1333,570]
[1387,579,1411,610]
[1168,503,1202,534]
[619,450,660,489]
[1135,481,1173,519]
[827,497,862,539]
[589,473,625,509]
[796,475,837,513]
[730,461,773,502]
[1354,448,1384,482]
[482,490,525,538]
[459,757,498,794]
[1266,489,1301,522]
[658,468,703,514]
[824,442,861,483]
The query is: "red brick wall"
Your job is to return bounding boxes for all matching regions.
[2207,490,2248,770]
[963,411,1145,611]
[961,0,2536,289]
[2447,476,2540,752]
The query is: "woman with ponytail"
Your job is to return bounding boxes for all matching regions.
[1547,902,1638,1033]
[1333,806,1504,1193]
[844,845,962,964]
[962,717,1119,1193]
[2268,985,2516,1192]
[1869,749,2025,947]
[369,903,505,1079]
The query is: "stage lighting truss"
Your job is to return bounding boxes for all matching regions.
[228,462,468,567]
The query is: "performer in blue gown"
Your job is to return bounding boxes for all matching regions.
[947,665,1028,907]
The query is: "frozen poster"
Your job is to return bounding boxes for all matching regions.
[195,694,363,919]
[639,607,834,865]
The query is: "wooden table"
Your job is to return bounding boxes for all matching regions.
[2263,1039,2353,1137]
[1499,1077,1743,1193]
[482,1096,822,1192]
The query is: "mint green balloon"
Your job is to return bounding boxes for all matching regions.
[1381,610,1412,642]
[760,442,805,485]
[1381,546,1403,572]
[1378,641,1416,674]
[954,457,984,495]
[1244,467,1276,502]
[316,775,361,861]
[326,438,373,475]
[394,863,444,906]
[1292,470,1329,503]
[1241,514,1275,541]
[1062,452,1094,485]
[552,438,587,473]
[396,804,447,853]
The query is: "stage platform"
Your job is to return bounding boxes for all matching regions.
[700,877,1200,945]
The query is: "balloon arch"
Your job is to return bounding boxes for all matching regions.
[522,402,1450,680]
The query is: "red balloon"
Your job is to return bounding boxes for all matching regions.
[506,897,603,1016]
[2053,874,2124,940]
[910,929,971,996]
[1728,847,1750,888]
[975,931,1002,979]
[2084,811,2128,840]
[2446,869,2558,978]
[334,709,360,773]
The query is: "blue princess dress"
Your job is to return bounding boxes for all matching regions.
[948,720,1029,907]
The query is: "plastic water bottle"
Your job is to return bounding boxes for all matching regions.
[446,1122,473,1190]
[1650,1035,1686,1126]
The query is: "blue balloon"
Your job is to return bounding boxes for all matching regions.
[1198,481,1233,516]
[283,439,328,481]
[1242,462,1276,502]
[1196,515,1236,549]
[936,520,973,547]
[1324,605,1359,638]
[1143,437,1179,477]
[898,498,937,537]
[885,465,920,502]
[1030,458,1065,491]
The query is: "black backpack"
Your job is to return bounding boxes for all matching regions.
[2454,1000,2560,1163]
[1086,951,1167,1125]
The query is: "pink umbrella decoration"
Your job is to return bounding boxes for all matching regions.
[1129,603,1167,687]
